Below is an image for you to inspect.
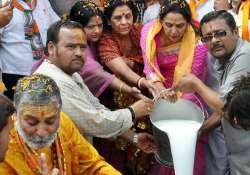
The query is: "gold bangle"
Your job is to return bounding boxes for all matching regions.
[137,77,145,89]
[152,80,162,84]
[119,83,124,93]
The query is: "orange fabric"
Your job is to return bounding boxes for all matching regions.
[0,80,6,93]
[0,112,121,175]
[145,21,165,81]
[240,0,250,40]
[189,0,208,20]
[99,24,143,64]
[13,0,39,33]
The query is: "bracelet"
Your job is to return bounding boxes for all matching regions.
[127,106,135,122]
[119,83,124,93]
[152,80,162,84]
[137,77,145,89]
[133,133,138,144]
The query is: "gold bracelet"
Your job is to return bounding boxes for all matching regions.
[137,77,145,89]
[152,80,162,84]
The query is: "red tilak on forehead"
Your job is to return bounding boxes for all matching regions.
[19,103,59,120]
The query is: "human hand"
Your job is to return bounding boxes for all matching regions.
[174,74,200,93]
[129,86,151,101]
[134,133,156,154]
[140,78,159,97]
[154,88,178,103]
[0,2,13,28]
[130,98,154,119]
[40,153,59,175]
[151,82,178,103]
[198,112,222,137]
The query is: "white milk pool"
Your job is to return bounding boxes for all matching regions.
[154,120,202,175]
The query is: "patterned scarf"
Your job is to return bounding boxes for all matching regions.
[13,0,44,60]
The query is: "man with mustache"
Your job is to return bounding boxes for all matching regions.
[174,10,250,174]
[0,94,59,175]
[34,20,155,153]
[0,74,122,174]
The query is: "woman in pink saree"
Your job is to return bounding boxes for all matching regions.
[140,0,208,174]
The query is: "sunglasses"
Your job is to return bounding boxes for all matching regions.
[201,30,227,43]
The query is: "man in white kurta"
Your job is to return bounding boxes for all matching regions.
[35,60,133,141]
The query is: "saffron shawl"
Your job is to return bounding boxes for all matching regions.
[238,0,250,40]
[0,112,121,175]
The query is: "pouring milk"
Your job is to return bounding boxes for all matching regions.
[154,120,202,175]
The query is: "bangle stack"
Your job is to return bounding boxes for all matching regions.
[127,106,135,122]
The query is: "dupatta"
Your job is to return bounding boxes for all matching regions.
[238,0,250,40]
[145,20,196,85]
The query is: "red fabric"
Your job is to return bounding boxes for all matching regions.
[99,24,143,64]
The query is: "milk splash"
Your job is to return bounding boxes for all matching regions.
[154,120,202,175]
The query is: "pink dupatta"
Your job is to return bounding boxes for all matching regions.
[79,45,115,97]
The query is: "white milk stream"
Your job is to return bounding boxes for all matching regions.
[154,120,202,175]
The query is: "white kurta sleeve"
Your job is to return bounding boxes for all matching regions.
[58,80,133,138]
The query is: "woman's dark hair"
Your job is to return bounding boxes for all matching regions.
[0,95,15,131]
[103,0,138,29]
[159,0,192,23]
[69,1,103,27]
[159,0,199,33]
[200,10,237,36]
[224,73,250,130]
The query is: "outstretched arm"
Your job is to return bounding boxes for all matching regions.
[174,73,224,111]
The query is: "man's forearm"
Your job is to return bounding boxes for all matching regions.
[200,111,222,134]
[195,79,224,111]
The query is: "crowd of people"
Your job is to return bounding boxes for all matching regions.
[0,0,250,175]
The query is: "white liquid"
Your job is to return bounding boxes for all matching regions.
[154,120,202,175]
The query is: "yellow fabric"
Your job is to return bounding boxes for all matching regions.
[0,112,121,175]
[146,20,165,81]
[0,80,6,93]
[189,0,208,20]
[145,21,196,85]
[239,0,250,40]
